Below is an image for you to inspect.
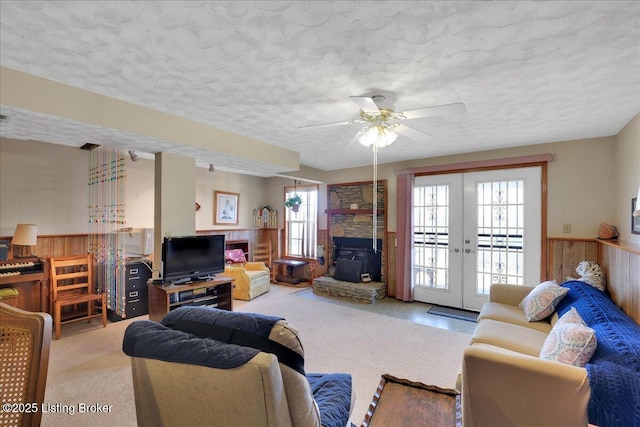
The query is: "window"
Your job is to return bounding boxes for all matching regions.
[285,185,318,258]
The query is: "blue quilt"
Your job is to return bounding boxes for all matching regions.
[557,281,640,427]
[307,373,353,427]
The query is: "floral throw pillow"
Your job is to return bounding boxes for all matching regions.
[519,280,569,322]
[540,309,597,367]
[556,307,586,327]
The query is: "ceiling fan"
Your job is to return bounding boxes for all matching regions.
[299,95,466,149]
[300,95,465,253]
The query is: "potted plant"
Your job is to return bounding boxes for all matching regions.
[285,194,302,212]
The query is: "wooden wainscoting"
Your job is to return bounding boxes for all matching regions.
[548,237,640,325]
[599,239,640,324]
[547,238,599,283]
[198,228,279,261]
[386,231,396,297]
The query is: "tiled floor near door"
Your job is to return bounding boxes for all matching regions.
[289,285,477,335]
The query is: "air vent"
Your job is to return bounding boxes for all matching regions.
[80,143,100,150]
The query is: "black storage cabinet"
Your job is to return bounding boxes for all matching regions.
[107,261,151,321]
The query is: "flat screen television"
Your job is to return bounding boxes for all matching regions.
[161,235,226,284]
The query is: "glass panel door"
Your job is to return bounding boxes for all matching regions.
[413,167,541,310]
[413,174,463,307]
[462,168,541,311]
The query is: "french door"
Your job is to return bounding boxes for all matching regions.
[413,167,541,311]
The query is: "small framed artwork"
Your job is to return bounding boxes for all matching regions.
[214,191,239,225]
[632,198,640,235]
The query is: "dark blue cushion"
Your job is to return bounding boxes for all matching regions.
[122,320,259,369]
[307,373,352,427]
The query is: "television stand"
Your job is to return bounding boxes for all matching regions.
[148,276,234,322]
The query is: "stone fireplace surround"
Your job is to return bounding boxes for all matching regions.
[327,180,387,283]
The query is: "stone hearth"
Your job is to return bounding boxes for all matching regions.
[312,276,386,304]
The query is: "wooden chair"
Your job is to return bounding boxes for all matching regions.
[49,255,107,340]
[252,242,275,283]
[0,302,52,427]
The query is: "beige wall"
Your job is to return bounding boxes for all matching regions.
[614,112,640,244]
[0,138,88,235]
[195,168,268,230]
[2,112,635,243]
[0,138,270,237]
[283,136,618,239]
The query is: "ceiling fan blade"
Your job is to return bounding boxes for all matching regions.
[394,123,431,141]
[349,96,381,115]
[399,102,466,120]
[299,119,364,129]
[344,127,369,150]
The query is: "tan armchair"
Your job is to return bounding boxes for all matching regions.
[224,261,270,300]
[123,306,353,427]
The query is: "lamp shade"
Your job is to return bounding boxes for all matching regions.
[358,125,398,149]
[12,224,38,246]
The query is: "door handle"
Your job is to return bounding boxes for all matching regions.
[450,248,460,253]
[464,249,475,254]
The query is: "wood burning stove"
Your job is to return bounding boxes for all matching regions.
[332,237,383,282]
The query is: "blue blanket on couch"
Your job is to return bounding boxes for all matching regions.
[557,281,640,427]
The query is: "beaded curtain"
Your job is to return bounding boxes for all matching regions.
[88,147,126,316]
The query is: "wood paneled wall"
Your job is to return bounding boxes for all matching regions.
[0,234,90,260]
[2,229,279,262]
[548,237,640,325]
[197,228,279,261]
[386,231,396,297]
[547,238,599,283]
[599,240,640,324]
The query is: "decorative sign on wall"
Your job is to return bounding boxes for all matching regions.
[214,191,239,225]
[253,206,277,228]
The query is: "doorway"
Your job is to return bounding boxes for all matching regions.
[412,167,541,311]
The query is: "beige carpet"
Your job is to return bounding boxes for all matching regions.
[42,284,472,426]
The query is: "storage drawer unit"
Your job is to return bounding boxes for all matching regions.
[108,261,151,321]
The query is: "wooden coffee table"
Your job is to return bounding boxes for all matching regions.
[362,374,460,427]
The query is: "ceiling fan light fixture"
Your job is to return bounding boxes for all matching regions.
[358,125,398,149]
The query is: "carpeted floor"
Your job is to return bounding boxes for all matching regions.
[42,284,473,427]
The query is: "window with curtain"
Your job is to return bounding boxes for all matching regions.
[285,185,318,258]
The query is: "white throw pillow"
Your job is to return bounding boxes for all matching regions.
[540,309,597,367]
[519,280,569,322]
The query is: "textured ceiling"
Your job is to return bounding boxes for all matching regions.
[1,1,639,176]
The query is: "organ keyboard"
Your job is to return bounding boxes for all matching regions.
[0,257,46,312]
[0,258,43,276]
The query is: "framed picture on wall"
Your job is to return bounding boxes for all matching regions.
[214,191,239,225]
[632,198,640,235]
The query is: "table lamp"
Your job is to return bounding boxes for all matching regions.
[11,223,38,258]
